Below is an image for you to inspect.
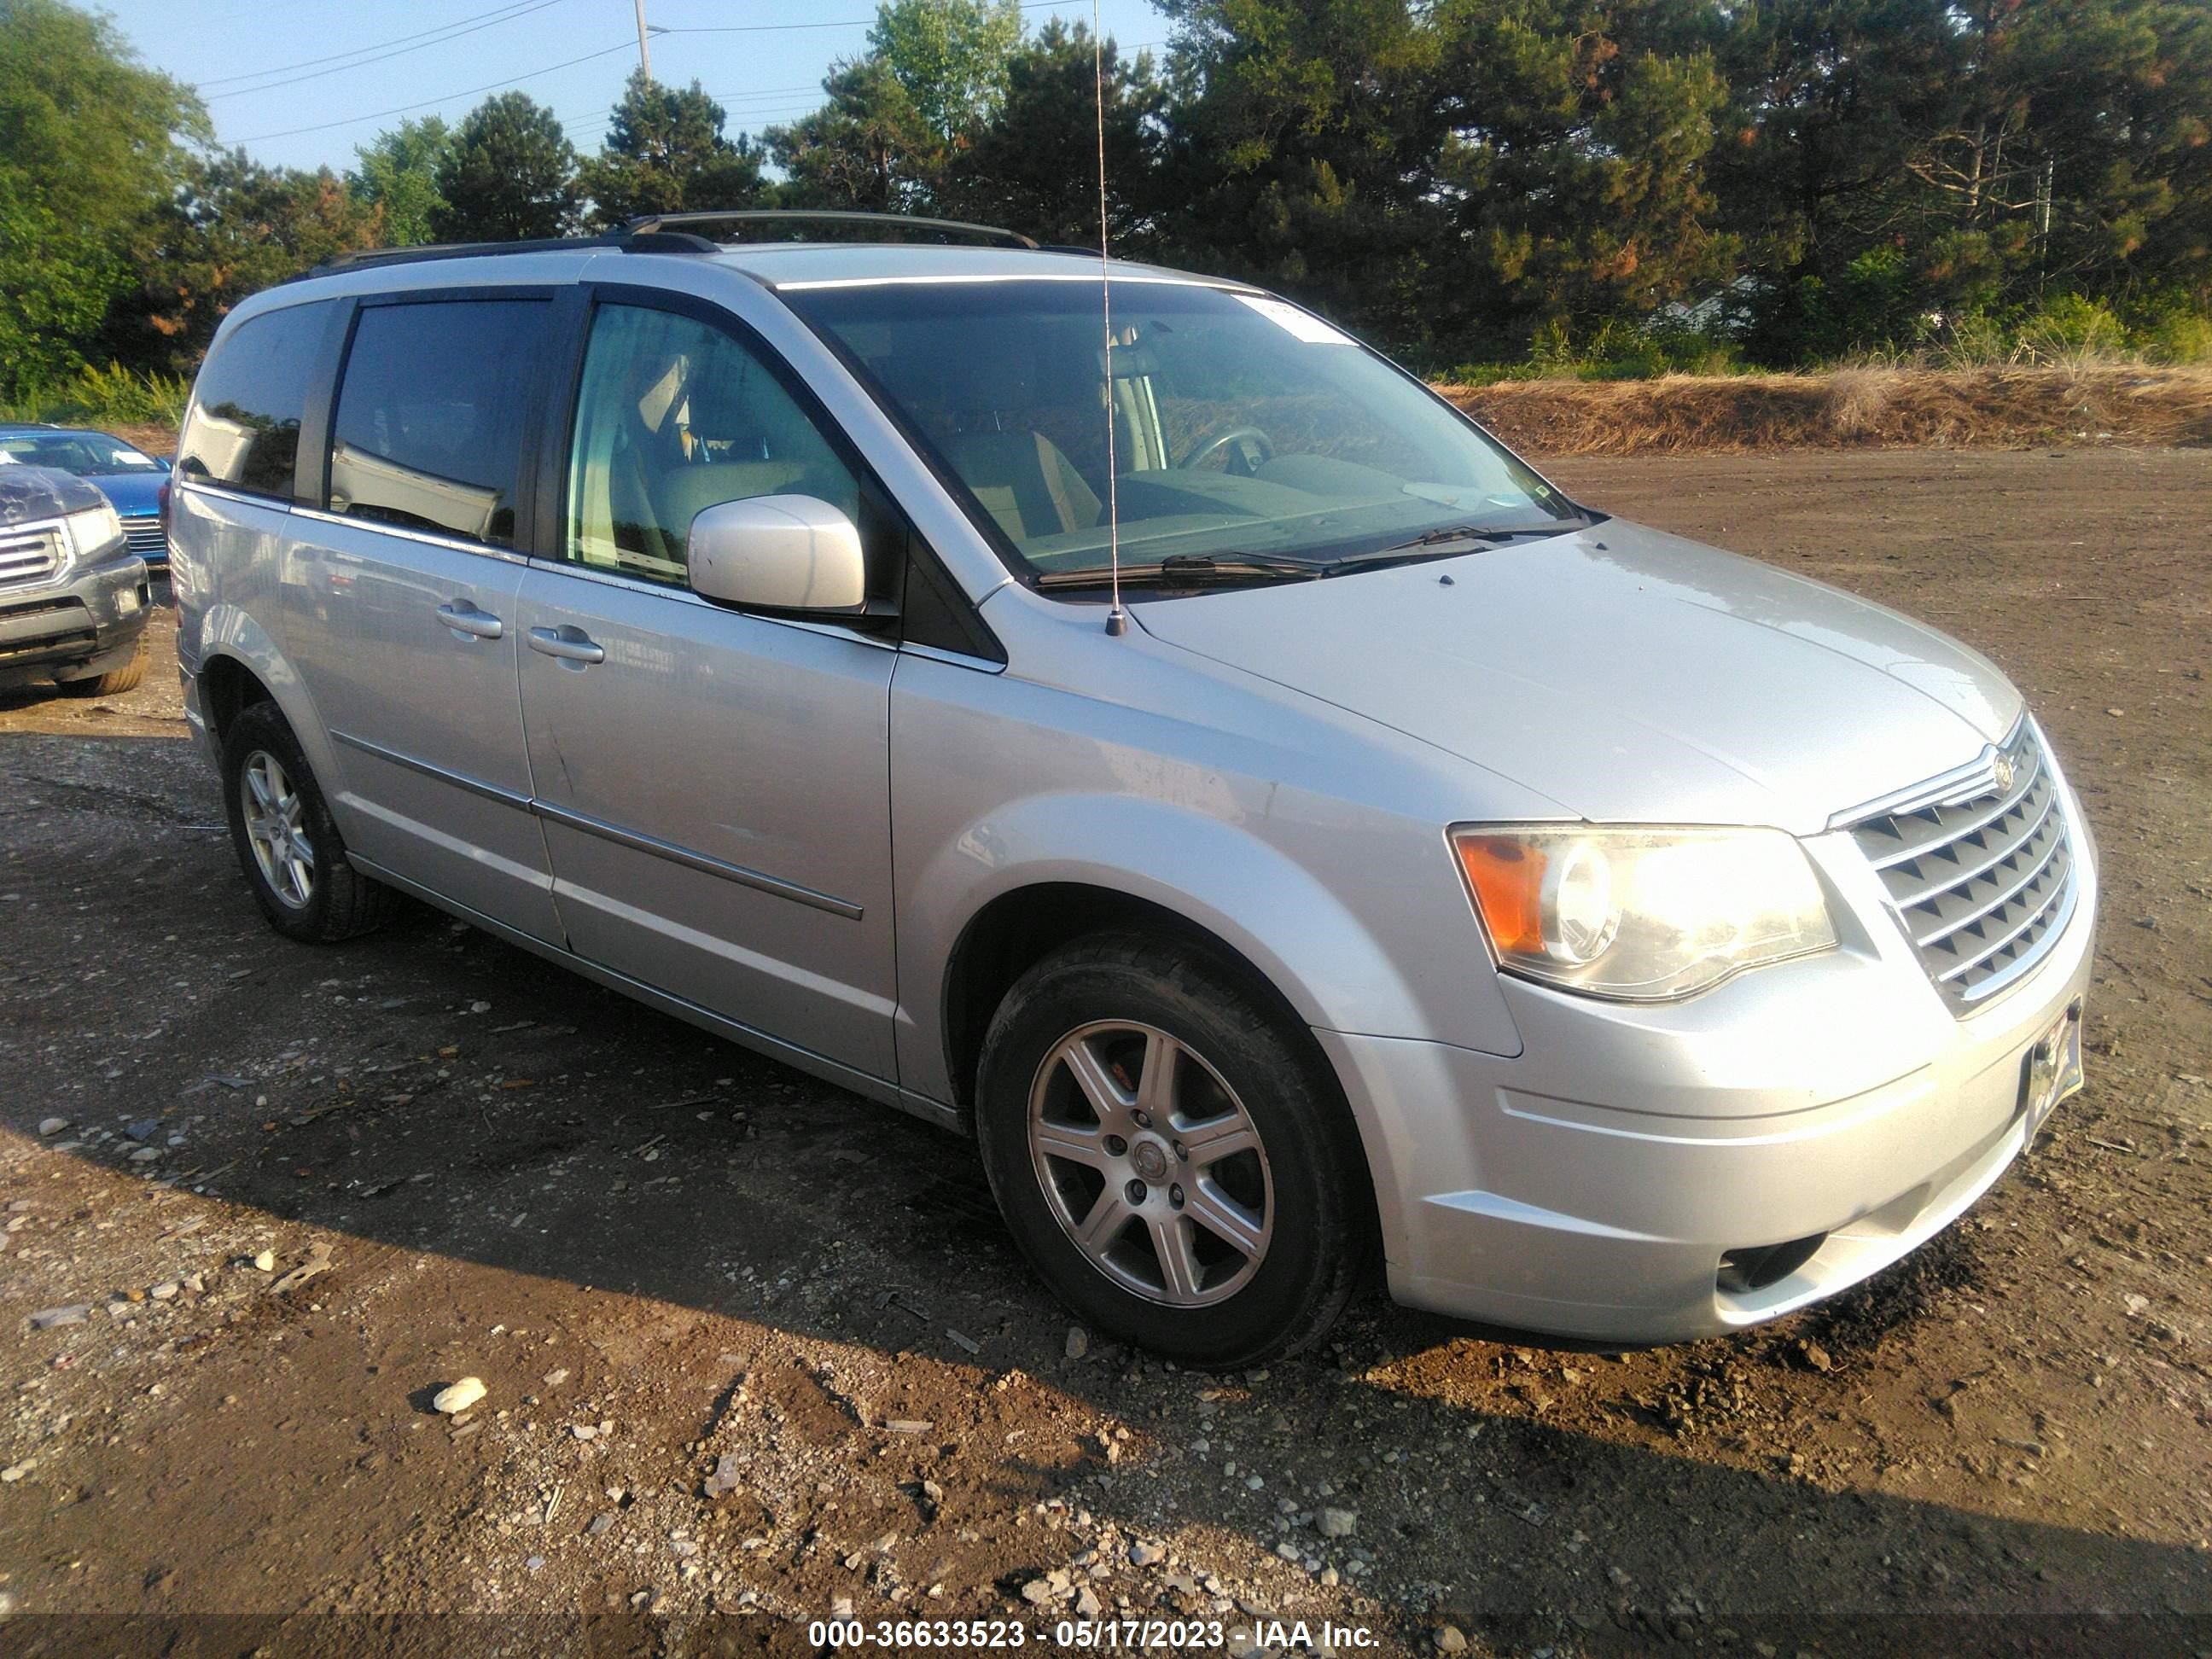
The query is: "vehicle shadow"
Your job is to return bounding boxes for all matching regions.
[3,730,2207,1653]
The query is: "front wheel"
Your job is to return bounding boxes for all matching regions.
[58,634,148,697]
[975,930,1372,1367]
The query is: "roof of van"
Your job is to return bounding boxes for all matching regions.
[705,242,1249,293]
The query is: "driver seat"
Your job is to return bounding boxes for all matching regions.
[949,428,1102,544]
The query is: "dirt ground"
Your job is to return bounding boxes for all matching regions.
[0,449,2206,1658]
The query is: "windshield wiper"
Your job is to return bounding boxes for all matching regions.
[1322,516,1591,573]
[1033,552,1322,591]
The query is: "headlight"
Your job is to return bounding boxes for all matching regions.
[60,504,125,563]
[1452,825,1836,1000]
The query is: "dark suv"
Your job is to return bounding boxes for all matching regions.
[0,463,152,699]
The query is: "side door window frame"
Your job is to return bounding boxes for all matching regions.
[315,283,566,556]
[529,282,1002,660]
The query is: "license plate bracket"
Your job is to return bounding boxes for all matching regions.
[2021,997,2085,1137]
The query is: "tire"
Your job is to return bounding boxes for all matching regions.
[975,929,1372,1368]
[220,701,392,944]
[59,634,148,698]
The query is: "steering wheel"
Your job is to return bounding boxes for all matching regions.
[1182,425,1274,476]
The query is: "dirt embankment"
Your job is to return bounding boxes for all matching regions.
[1442,365,2212,457]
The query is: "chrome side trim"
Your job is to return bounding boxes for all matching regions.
[898,640,1007,675]
[342,853,949,1128]
[173,479,295,514]
[330,728,530,810]
[331,728,863,920]
[533,799,864,920]
[292,504,532,567]
[523,554,899,651]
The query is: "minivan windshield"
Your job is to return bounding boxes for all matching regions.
[783,277,1577,587]
[0,431,160,477]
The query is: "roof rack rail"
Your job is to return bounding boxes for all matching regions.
[620,209,1038,249]
[303,228,719,278]
[299,209,1039,281]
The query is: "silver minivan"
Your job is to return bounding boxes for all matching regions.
[170,214,2096,1365]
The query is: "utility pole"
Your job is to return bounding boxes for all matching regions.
[633,0,653,81]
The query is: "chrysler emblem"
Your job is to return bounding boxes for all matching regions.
[1991,753,2017,794]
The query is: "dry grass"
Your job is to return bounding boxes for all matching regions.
[1437,365,2212,457]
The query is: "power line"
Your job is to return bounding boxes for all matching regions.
[199,0,558,90]
[231,38,638,143]
[207,0,571,102]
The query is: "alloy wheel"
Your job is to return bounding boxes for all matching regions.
[241,749,314,910]
[1027,1019,1274,1307]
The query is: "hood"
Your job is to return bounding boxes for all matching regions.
[1133,521,2021,835]
[82,469,165,515]
[0,464,105,527]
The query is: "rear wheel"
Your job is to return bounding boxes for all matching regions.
[975,930,1371,1367]
[220,701,392,943]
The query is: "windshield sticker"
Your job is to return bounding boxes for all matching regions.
[1231,294,1355,345]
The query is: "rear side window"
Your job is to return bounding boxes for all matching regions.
[329,299,550,547]
[178,300,334,501]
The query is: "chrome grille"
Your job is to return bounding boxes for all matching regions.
[1848,721,2077,1010]
[119,513,165,560]
[0,523,62,590]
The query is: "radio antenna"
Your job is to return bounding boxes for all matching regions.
[1092,0,1127,637]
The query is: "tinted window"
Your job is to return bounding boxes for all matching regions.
[564,301,859,586]
[178,300,334,500]
[330,299,550,547]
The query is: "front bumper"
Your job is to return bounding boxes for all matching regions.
[0,550,151,690]
[1324,812,2099,1344]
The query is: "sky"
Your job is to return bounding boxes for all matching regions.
[96,0,1173,178]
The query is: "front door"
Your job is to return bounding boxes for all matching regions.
[282,293,562,942]
[515,294,899,1080]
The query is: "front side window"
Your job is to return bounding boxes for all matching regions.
[563,300,860,587]
[329,299,550,546]
[783,279,1575,587]
[178,300,334,501]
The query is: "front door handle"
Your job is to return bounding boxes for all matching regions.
[435,600,503,640]
[527,625,605,666]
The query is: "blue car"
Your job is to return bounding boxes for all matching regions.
[0,424,170,566]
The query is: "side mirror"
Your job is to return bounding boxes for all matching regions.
[687,494,867,615]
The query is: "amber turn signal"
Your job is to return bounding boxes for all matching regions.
[1455,834,1546,955]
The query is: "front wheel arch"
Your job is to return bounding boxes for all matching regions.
[949,893,1382,1260]
[942,883,1318,1118]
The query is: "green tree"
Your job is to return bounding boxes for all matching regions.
[431,91,578,242]
[766,57,946,213]
[350,116,452,247]
[1151,0,1452,352]
[866,0,1023,140]
[1435,12,1738,343]
[0,172,116,399]
[108,149,382,373]
[949,21,1164,246]
[0,0,204,391]
[578,70,767,230]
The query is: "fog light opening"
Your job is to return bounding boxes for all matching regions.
[1718,1232,1827,1295]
